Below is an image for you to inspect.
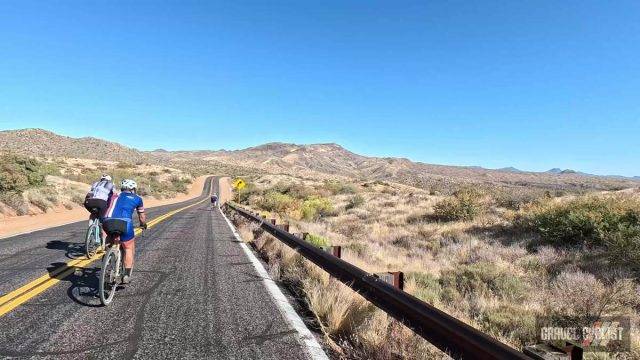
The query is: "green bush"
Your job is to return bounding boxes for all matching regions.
[260,191,298,214]
[440,262,527,302]
[0,154,47,192]
[493,188,545,210]
[407,272,441,304]
[272,182,314,199]
[433,187,484,221]
[345,194,365,210]
[519,195,640,253]
[480,304,537,345]
[322,180,357,195]
[301,196,334,220]
[305,233,330,248]
[238,182,260,204]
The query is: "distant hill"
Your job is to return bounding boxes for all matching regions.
[2,128,639,193]
[497,167,523,173]
[0,128,146,162]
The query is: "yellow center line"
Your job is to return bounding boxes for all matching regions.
[0,182,213,317]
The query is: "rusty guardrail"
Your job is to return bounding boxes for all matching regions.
[225,202,534,360]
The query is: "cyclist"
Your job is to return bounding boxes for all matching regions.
[84,174,114,220]
[211,194,218,208]
[102,179,147,284]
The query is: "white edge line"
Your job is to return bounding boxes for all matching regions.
[219,208,330,360]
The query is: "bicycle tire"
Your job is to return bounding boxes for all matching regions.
[99,246,119,306]
[84,223,99,259]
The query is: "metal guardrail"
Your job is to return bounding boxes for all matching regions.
[226,202,533,360]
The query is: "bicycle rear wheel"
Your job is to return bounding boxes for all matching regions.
[85,223,99,258]
[99,247,119,306]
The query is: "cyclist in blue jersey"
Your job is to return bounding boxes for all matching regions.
[103,179,147,284]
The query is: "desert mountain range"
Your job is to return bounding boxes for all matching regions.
[1,128,638,192]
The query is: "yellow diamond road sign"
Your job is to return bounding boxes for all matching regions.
[232,178,246,190]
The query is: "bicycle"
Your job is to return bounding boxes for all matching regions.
[99,220,143,306]
[84,210,104,258]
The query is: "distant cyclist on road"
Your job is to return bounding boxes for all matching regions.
[103,179,147,284]
[211,194,218,208]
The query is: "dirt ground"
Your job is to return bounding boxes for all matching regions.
[0,175,212,239]
[217,177,233,205]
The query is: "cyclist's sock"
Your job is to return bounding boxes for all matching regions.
[124,268,132,277]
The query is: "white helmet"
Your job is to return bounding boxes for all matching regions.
[101,174,112,182]
[120,179,137,191]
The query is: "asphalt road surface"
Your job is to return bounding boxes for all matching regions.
[0,177,326,359]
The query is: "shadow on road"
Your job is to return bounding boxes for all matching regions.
[45,240,85,260]
[46,261,102,307]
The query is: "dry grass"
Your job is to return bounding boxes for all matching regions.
[230,175,640,359]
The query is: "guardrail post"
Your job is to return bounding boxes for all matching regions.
[270,218,276,225]
[374,271,404,290]
[320,245,342,258]
[302,232,308,240]
[331,245,341,258]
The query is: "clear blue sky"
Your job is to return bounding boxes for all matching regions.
[1,1,638,176]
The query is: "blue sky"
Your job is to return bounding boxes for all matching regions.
[0,1,638,176]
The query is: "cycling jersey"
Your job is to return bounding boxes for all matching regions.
[105,191,144,241]
[88,180,114,201]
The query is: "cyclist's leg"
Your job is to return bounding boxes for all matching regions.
[121,239,135,268]
[120,222,136,283]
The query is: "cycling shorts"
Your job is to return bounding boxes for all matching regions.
[103,218,136,242]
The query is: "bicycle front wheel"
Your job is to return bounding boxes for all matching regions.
[99,247,119,306]
[85,224,99,259]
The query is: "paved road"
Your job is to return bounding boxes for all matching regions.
[0,177,325,359]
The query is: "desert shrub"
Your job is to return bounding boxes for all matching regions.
[0,154,47,192]
[344,242,368,256]
[168,175,190,193]
[27,192,53,212]
[493,188,545,210]
[301,196,334,220]
[71,193,86,205]
[346,194,365,210]
[0,191,28,215]
[480,304,537,345]
[322,180,357,195]
[518,195,640,267]
[407,272,441,304]
[545,270,638,322]
[116,162,134,169]
[259,191,298,215]
[605,225,640,270]
[305,233,330,248]
[433,187,484,221]
[440,262,527,302]
[271,182,314,199]
[391,235,414,249]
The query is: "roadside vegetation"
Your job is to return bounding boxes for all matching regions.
[229,174,640,359]
[0,154,193,217]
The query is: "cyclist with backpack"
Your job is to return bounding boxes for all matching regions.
[84,174,115,219]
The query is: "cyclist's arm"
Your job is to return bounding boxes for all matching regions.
[136,197,146,226]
